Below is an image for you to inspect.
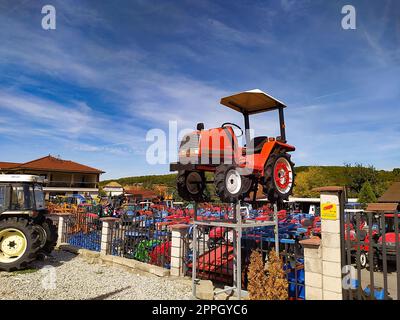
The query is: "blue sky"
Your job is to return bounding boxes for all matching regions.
[0,0,399,180]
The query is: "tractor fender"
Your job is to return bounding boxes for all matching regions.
[259,140,295,163]
[274,141,296,152]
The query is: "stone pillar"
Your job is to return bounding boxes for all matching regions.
[300,238,323,300]
[100,217,119,255]
[169,224,190,277]
[56,213,71,246]
[314,186,345,300]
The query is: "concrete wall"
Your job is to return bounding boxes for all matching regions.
[301,189,344,300]
[301,238,323,299]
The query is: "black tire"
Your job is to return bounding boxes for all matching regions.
[214,165,250,203]
[358,251,368,269]
[263,150,295,202]
[177,170,208,202]
[39,218,58,254]
[373,253,381,271]
[0,217,41,272]
[207,238,216,249]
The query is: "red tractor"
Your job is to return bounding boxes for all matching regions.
[374,212,400,268]
[170,89,295,203]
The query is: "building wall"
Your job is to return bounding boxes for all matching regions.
[103,188,124,197]
[17,170,99,188]
[5,169,100,197]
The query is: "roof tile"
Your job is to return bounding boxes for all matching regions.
[1,155,104,174]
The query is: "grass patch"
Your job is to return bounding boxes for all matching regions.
[11,268,38,275]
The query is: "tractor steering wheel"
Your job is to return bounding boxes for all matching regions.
[221,122,243,137]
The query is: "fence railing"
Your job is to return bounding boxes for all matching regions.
[63,212,102,251]
[109,214,172,269]
[183,224,305,299]
[58,208,306,299]
[342,210,400,300]
[184,225,234,284]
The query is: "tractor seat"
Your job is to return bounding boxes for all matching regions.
[246,136,268,154]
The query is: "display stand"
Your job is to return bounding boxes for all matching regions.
[191,201,279,300]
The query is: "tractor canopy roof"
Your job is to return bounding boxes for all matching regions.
[220,89,286,115]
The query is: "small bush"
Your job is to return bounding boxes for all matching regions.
[247,250,268,300]
[264,250,288,300]
[247,249,288,300]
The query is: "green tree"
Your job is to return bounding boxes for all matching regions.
[293,167,334,197]
[345,163,378,195]
[358,181,377,206]
[98,187,107,197]
[393,168,400,180]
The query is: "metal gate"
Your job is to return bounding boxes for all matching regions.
[341,202,400,300]
[187,202,305,299]
[63,213,102,251]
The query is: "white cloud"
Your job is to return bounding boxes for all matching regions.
[0,0,399,176]
[0,89,147,155]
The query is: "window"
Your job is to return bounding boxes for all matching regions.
[0,185,10,213]
[10,184,34,211]
[34,184,46,210]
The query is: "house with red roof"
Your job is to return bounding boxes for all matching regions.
[124,185,159,202]
[0,155,105,198]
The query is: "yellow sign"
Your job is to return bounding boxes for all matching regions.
[321,202,337,220]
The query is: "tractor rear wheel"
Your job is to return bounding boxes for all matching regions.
[0,217,41,272]
[214,165,251,203]
[177,170,208,202]
[39,218,58,254]
[263,150,295,202]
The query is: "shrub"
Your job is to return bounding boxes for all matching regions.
[264,250,288,300]
[247,250,268,300]
[247,249,288,300]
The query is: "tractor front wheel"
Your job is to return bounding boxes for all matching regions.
[0,217,41,272]
[214,165,251,203]
[177,170,208,202]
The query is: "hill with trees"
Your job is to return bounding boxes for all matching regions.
[100,164,400,201]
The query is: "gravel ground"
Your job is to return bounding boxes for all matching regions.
[0,250,193,300]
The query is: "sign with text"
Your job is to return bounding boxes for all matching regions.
[321,202,338,220]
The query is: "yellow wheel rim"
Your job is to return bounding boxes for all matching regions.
[0,228,27,264]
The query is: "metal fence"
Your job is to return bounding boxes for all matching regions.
[342,207,400,300]
[184,225,234,284]
[63,213,102,251]
[109,213,172,269]
[184,224,305,299]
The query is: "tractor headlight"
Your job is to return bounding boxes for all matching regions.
[179,149,188,157]
[189,148,199,156]
[179,148,199,157]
